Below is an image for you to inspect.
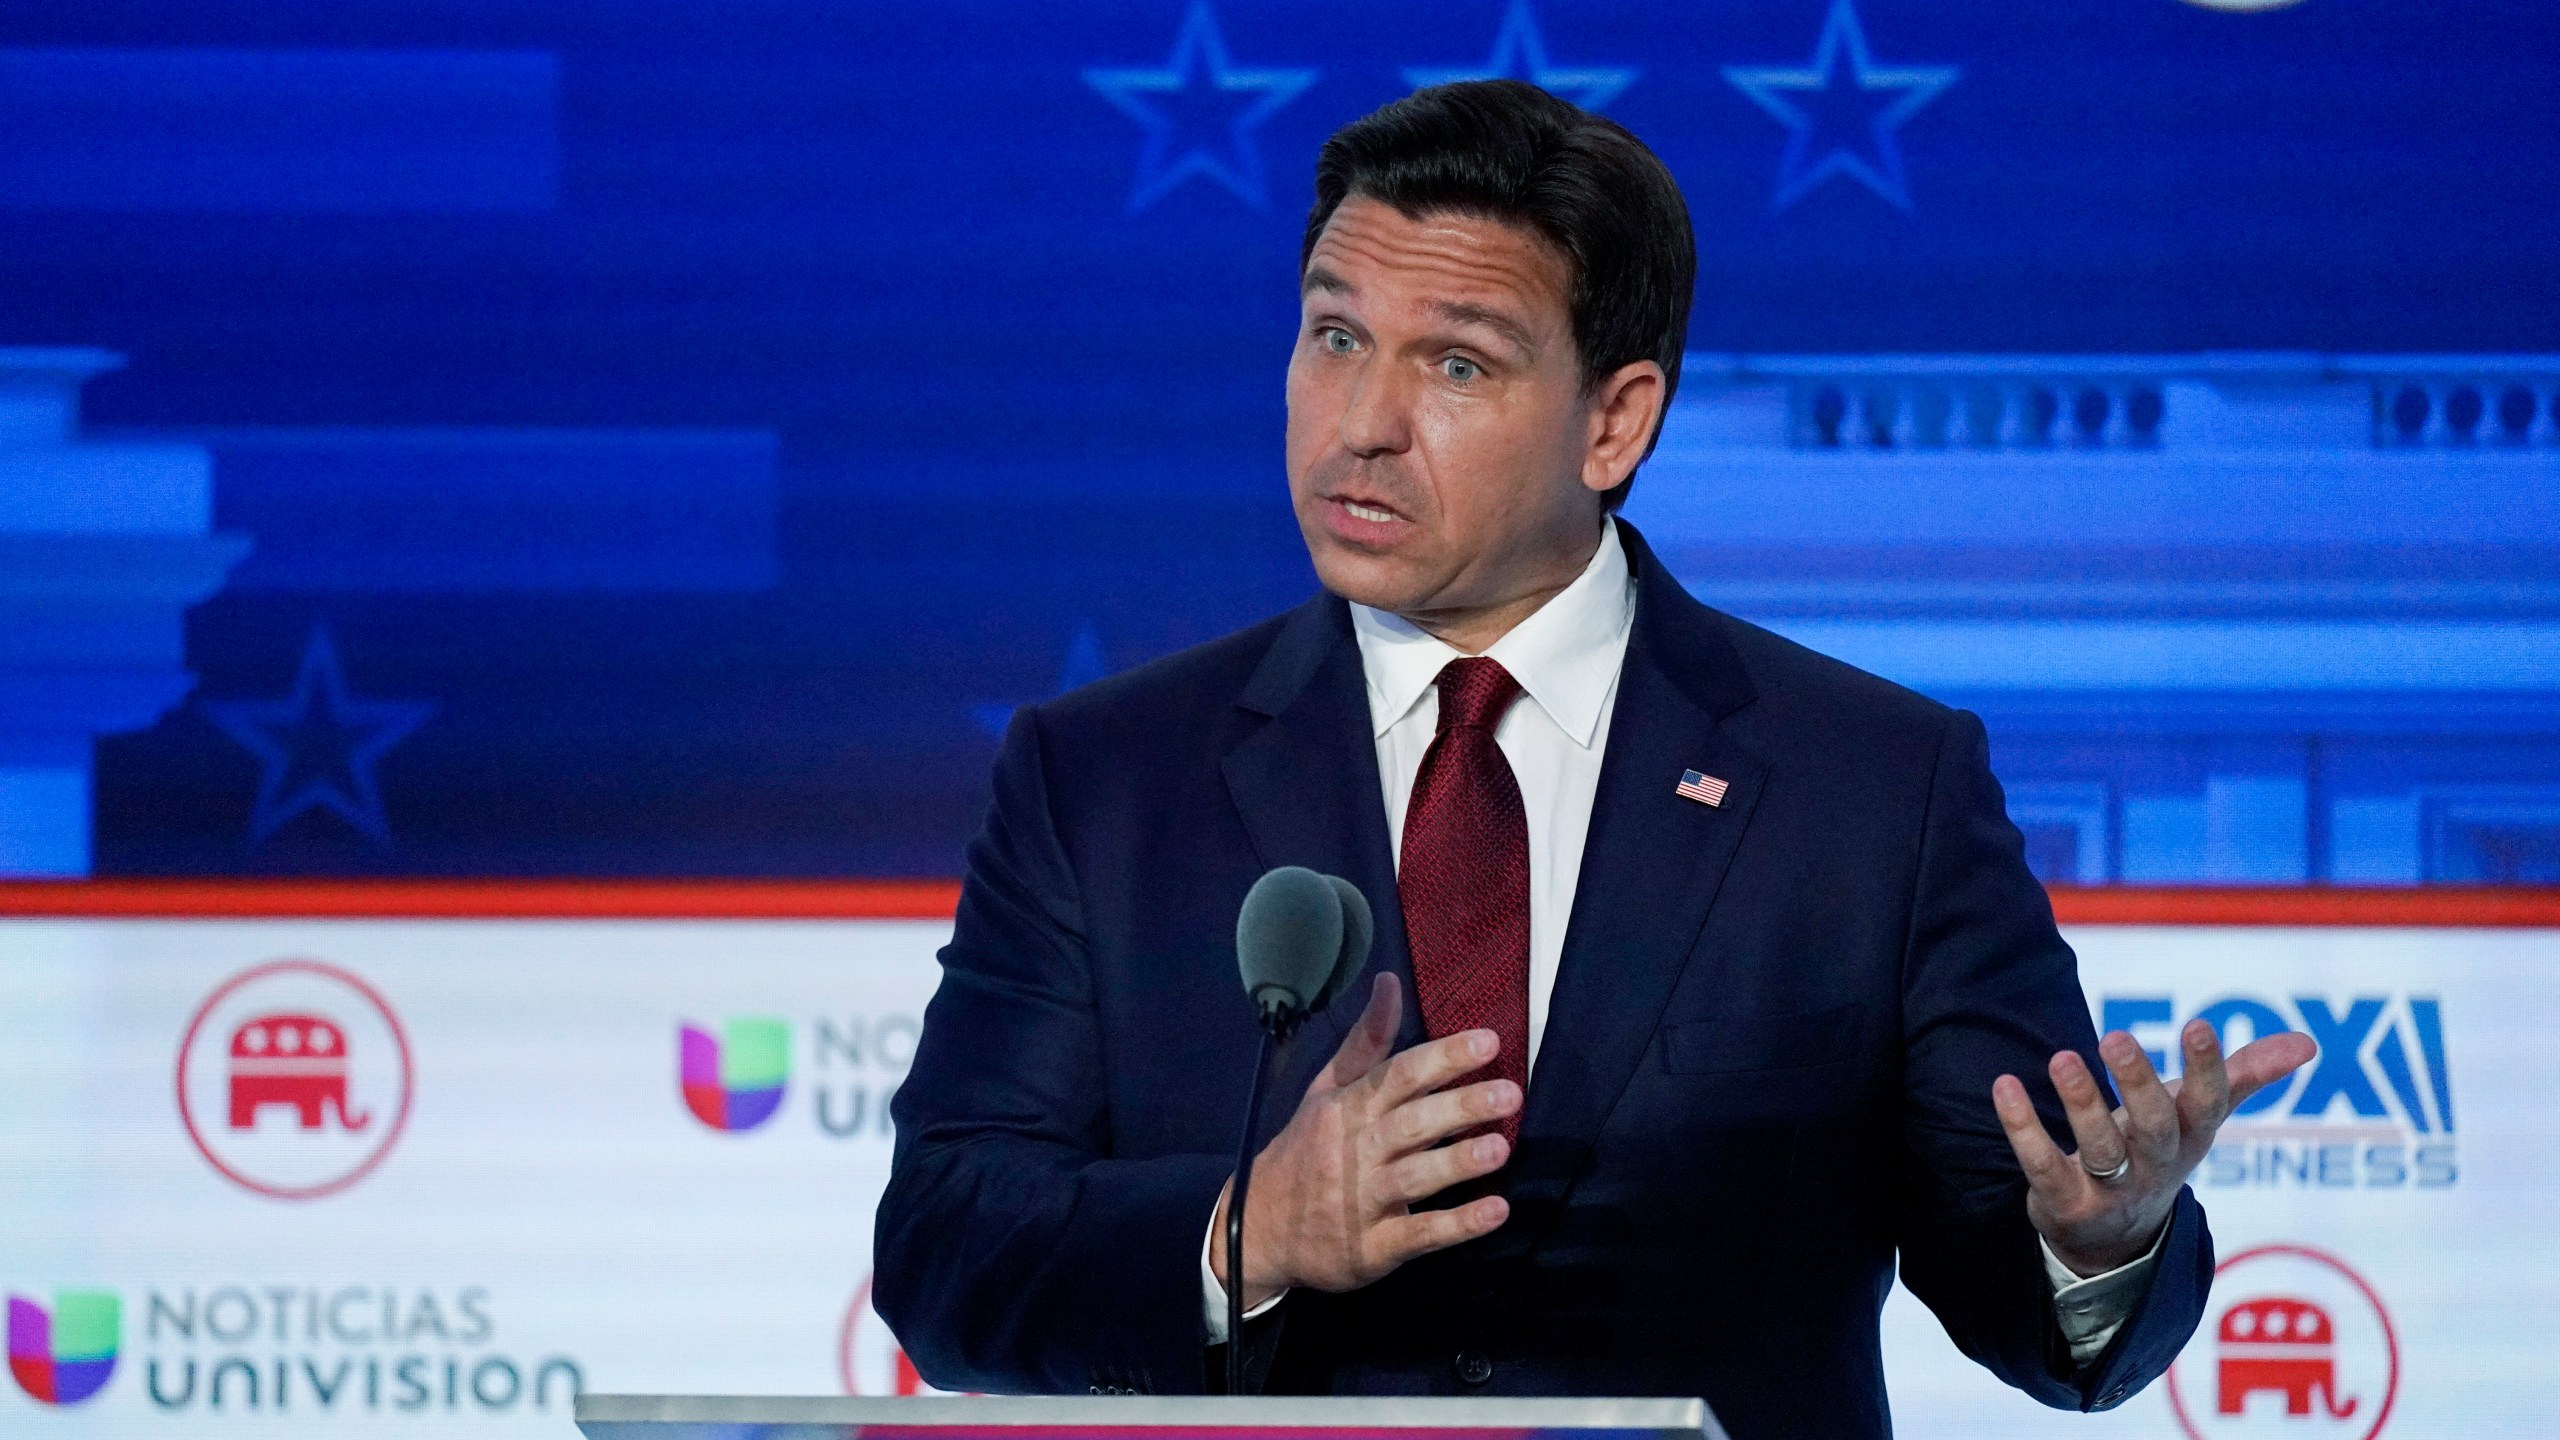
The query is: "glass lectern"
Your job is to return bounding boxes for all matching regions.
[574,1394,1728,1440]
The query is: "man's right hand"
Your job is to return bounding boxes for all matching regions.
[1208,973,1519,1310]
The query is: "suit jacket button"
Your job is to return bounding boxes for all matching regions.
[1454,1351,1493,1386]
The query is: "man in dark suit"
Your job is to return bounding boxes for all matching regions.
[875,81,2310,1437]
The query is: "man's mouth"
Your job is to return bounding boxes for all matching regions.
[1317,492,1414,546]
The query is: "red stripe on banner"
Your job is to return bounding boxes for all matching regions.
[0,879,2555,926]
[2046,885,2560,928]
[0,878,964,919]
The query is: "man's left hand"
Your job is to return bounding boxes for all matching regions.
[1993,1020,2317,1276]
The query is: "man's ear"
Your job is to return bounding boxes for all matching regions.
[1580,360,1668,496]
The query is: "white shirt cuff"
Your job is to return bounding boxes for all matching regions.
[2041,1225,2168,1367]
[1202,1204,1287,1346]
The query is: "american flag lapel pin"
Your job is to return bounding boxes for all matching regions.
[1675,769,1730,808]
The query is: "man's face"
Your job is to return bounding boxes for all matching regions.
[1286,196,1624,624]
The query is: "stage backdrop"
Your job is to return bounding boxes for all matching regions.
[1,888,2553,1438]
[3,0,2557,883]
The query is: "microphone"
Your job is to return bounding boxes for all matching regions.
[1224,866,1372,1394]
[1235,866,1367,1035]
[1319,874,1372,1015]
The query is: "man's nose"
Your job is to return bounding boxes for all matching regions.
[1337,363,1413,457]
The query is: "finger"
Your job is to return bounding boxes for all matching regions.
[2098,1032,2179,1167]
[1377,1131,1510,1207]
[1370,1027,1502,1110]
[2049,1049,2130,1175]
[2173,1019,2231,1134]
[1991,1074,2081,1199]
[1322,974,1402,1089]
[2227,1031,2319,1109]
[1374,1195,1510,1268]
[1379,1079,1521,1159]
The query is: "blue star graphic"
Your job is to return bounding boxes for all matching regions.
[1083,2,1318,213]
[974,623,1113,737]
[203,626,435,847]
[1722,0,1959,213]
[1402,0,1637,111]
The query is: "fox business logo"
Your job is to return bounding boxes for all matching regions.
[2098,994,2453,1191]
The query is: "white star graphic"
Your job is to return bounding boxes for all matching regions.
[1083,3,1319,213]
[1402,0,1637,112]
[1722,0,1959,213]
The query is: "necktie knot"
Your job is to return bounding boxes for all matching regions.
[1434,657,1522,735]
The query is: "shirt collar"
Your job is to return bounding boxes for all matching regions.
[1349,518,1635,749]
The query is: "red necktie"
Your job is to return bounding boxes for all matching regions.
[1397,657,1530,1147]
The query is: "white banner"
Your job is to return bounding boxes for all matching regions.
[1,917,2553,1437]
[1885,926,2560,1439]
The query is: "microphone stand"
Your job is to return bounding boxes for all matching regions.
[1225,1008,1297,1397]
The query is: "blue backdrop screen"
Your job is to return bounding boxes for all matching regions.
[2,0,2555,880]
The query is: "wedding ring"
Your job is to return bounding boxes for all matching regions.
[2080,1152,2132,1183]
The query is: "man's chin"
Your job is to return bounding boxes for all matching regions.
[1305,542,1437,616]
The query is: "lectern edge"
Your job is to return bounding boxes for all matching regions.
[574,1392,1728,1440]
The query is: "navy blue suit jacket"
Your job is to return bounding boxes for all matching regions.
[876,523,2210,1437]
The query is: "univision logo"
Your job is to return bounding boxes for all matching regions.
[672,1013,913,1140]
[8,1291,120,1406]
[679,1017,789,1132]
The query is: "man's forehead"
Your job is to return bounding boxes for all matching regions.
[1303,197,1568,316]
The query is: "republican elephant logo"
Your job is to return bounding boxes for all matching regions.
[2217,1296,2357,1419]
[840,1274,958,1397]
[2166,1243,2398,1440]
[178,959,414,1201]
[227,1013,373,1131]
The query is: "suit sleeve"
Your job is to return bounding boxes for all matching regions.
[1892,709,2214,1412]
[873,707,1233,1394]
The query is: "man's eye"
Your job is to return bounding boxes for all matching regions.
[1320,328,1356,355]
[1442,356,1481,383]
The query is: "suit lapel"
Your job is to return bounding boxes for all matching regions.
[1220,595,1422,1094]
[1215,526,1765,1271]
[1475,522,1767,1272]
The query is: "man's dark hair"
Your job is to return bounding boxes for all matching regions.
[1302,79,1695,510]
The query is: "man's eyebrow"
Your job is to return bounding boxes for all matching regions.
[1301,266,1353,297]
[1431,300,1537,356]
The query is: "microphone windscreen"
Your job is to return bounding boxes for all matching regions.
[1236,866,1343,1016]
[1317,874,1371,1013]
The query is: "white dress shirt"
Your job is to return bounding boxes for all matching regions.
[1205,519,2156,1363]
[1356,516,1638,1074]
